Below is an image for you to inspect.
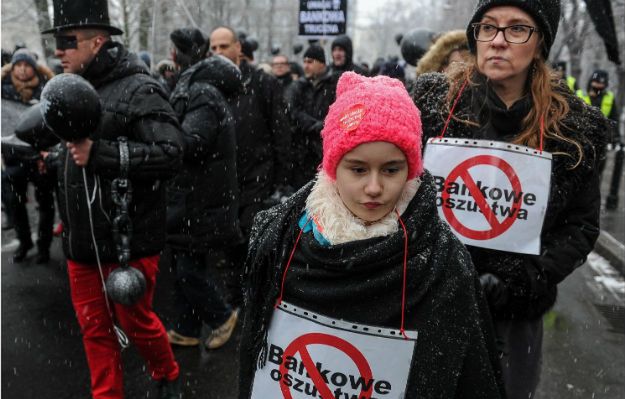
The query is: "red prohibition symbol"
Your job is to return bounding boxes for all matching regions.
[441,155,523,240]
[279,332,374,399]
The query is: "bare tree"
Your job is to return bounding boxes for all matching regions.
[32,0,54,60]
[553,0,592,78]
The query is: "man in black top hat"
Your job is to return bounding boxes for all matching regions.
[42,1,183,398]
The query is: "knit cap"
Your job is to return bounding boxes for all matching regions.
[11,49,37,70]
[466,0,561,59]
[170,28,207,60]
[303,45,325,64]
[321,72,423,180]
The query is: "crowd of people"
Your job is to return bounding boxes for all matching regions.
[1,0,621,398]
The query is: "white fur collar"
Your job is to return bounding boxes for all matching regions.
[305,171,421,245]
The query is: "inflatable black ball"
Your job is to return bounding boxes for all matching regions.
[106,266,147,306]
[40,73,101,141]
[400,28,437,66]
[14,103,59,150]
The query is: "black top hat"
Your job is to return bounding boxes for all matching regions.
[42,0,123,35]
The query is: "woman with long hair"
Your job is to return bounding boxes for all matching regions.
[412,1,610,398]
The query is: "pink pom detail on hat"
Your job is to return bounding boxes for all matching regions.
[321,72,424,180]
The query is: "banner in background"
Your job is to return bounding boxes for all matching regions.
[299,0,347,38]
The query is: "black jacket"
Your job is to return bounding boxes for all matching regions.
[284,69,338,189]
[239,173,504,399]
[167,56,242,251]
[412,72,609,320]
[228,61,293,229]
[56,42,183,263]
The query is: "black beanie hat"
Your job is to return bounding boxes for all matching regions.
[466,0,561,59]
[303,45,326,64]
[170,28,207,61]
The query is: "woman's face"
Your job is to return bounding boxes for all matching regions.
[12,61,35,81]
[476,6,541,85]
[335,142,409,223]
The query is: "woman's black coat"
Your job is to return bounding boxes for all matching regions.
[412,72,610,321]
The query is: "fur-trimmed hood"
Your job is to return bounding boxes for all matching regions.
[416,30,468,76]
[1,62,54,81]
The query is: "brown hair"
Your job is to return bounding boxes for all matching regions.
[445,54,584,168]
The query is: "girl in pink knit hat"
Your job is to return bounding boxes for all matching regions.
[238,72,504,399]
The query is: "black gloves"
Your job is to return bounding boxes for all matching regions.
[479,273,509,312]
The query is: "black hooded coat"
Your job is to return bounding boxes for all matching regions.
[238,172,505,399]
[167,56,242,250]
[53,41,183,263]
[329,35,367,76]
[412,72,610,321]
[228,60,293,231]
[284,68,338,189]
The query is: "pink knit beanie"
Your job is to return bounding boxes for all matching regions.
[321,72,423,180]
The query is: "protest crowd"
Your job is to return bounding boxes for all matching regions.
[1,0,622,398]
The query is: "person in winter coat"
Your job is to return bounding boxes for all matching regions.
[552,60,577,92]
[576,69,620,151]
[209,26,293,306]
[284,44,338,190]
[38,1,184,398]
[329,34,368,77]
[411,1,610,398]
[271,54,294,91]
[166,28,240,350]
[1,48,56,264]
[238,72,504,399]
[156,59,177,95]
[416,30,470,76]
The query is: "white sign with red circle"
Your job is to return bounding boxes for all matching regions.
[423,138,552,255]
[250,302,417,399]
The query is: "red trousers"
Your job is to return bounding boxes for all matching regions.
[68,255,179,399]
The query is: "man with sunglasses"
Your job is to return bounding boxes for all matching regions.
[41,1,184,398]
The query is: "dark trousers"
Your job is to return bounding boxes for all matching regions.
[171,249,232,338]
[2,163,55,250]
[223,201,265,308]
[496,318,543,399]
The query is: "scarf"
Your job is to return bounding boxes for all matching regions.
[304,171,421,245]
[11,73,40,103]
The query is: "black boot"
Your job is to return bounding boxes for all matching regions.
[158,376,182,399]
[13,241,34,263]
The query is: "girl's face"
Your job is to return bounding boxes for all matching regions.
[335,142,409,223]
[475,6,541,85]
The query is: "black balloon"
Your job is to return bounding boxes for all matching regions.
[106,266,147,306]
[293,43,304,55]
[247,38,259,52]
[14,103,60,150]
[394,33,404,46]
[400,28,437,66]
[40,73,101,141]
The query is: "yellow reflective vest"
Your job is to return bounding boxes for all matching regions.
[566,76,576,92]
[576,89,615,118]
